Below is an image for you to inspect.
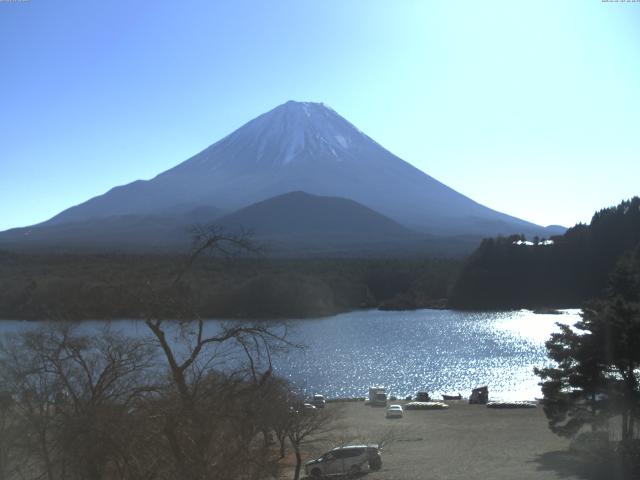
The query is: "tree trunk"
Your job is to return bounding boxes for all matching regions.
[621,410,629,443]
[0,440,6,480]
[40,426,55,480]
[590,392,597,431]
[293,443,302,480]
[262,429,271,447]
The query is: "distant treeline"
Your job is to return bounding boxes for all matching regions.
[7,198,636,319]
[450,197,640,309]
[0,252,460,320]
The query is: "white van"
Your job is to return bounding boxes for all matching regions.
[304,445,381,478]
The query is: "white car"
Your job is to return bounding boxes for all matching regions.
[304,445,379,478]
[386,404,404,418]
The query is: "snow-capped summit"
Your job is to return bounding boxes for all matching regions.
[173,100,368,170]
[38,100,553,237]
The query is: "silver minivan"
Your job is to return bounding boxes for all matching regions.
[304,445,381,478]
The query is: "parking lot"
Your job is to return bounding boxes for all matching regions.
[289,400,605,480]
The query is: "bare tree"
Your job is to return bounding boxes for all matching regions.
[0,389,16,480]
[259,376,297,459]
[0,323,157,480]
[287,402,340,480]
[141,226,294,480]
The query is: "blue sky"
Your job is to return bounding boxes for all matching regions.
[1,0,639,231]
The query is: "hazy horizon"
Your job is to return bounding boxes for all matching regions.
[1,0,639,231]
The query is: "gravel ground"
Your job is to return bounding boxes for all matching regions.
[290,400,630,480]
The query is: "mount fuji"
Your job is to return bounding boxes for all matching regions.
[0,101,563,254]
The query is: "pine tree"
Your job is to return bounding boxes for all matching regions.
[536,248,640,442]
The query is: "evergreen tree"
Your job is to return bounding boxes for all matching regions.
[536,248,640,442]
[451,197,640,309]
[534,313,608,437]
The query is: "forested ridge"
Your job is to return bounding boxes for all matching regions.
[0,252,458,320]
[450,197,640,309]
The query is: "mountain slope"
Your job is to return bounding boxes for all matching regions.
[0,192,411,252]
[217,191,413,237]
[39,100,556,238]
[0,204,224,251]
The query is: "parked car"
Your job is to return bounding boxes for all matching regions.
[311,394,326,408]
[302,403,318,414]
[416,391,431,402]
[304,445,381,478]
[386,404,404,418]
[368,386,387,406]
[469,386,488,404]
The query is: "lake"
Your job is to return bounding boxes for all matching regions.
[0,309,580,401]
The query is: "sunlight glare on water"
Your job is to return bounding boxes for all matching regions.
[274,309,581,401]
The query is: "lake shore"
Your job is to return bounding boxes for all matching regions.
[285,400,631,480]
[0,309,579,401]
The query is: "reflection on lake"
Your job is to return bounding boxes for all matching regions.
[277,309,580,401]
[0,309,580,401]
